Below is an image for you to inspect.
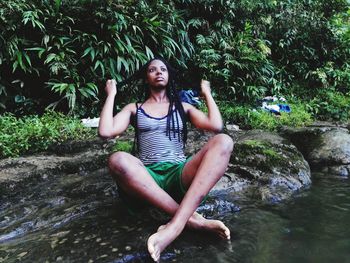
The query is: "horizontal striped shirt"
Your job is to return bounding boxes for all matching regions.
[137,106,186,165]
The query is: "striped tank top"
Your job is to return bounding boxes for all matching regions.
[136,105,186,165]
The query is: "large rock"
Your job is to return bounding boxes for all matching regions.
[0,129,311,205]
[0,138,114,199]
[224,130,311,203]
[184,129,311,203]
[281,124,350,177]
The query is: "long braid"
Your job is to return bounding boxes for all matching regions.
[172,83,188,145]
[166,77,187,145]
[166,87,172,139]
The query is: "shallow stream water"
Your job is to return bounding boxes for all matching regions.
[1,169,350,263]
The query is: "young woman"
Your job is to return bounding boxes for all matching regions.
[98,57,233,262]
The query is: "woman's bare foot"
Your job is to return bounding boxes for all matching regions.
[148,214,230,261]
[187,213,230,240]
[157,213,230,240]
[147,223,182,262]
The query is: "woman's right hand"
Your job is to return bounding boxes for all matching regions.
[105,79,117,96]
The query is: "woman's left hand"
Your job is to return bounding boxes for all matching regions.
[200,80,211,97]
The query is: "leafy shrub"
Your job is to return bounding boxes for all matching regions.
[0,0,349,118]
[0,0,194,115]
[112,140,133,153]
[0,111,95,158]
[306,89,350,121]
[219,100,313,131]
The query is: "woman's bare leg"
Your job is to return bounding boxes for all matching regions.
[108,151,220,229]
[109,151,178,213]
[147,134,234,261]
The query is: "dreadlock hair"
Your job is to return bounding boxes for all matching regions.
[116,56,188,155]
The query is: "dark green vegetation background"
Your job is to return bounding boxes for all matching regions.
[1,0,349,117]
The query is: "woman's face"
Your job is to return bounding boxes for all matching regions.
[146,59,169,88]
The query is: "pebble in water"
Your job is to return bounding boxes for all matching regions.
[50,230,70,238]
[59,238,68,244]
[125,246,131,251]
[96,238,102,243]
[51,239,59,249]
[17,252,28,258]
[112,248,118,252]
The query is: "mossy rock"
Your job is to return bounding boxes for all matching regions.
[229,130,311,203]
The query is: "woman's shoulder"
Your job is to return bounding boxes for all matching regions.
[123,102,140,115]
[181,102,195,112]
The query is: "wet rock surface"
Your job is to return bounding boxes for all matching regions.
[281,123,350,177]
[0,138,115,199]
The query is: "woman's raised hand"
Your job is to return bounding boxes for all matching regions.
[105,79,117,96]
[200,80,211,97]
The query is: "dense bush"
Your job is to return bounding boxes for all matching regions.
[0,111,95,158]
[306,89,350,121]
[219,100,313,131]
[0,0,349,120]
[0,0,194,115]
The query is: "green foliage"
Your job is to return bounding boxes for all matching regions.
[219,100,313,131]
[112,140,133,153]
[306,89,350,121]
[0,0,349,121]
[0,111,95,158]
[0,0,194,115]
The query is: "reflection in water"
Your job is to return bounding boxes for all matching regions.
[0,170,349,262]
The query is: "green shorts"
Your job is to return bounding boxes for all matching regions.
[118,158,191,214]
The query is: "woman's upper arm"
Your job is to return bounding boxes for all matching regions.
[110,103,136,137]
[183,103,214,131]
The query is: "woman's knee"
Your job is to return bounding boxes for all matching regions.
[108,151,133,176]
[212,134,234,154]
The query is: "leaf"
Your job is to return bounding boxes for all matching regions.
[23,52,32,67]
[79,88,89,98]
[94,60,105,77]
[108,58,117,78]
[86,82,98,93]
[145,46,153,59]
[44,53,57,64]
[149,15,159,22]
[16,52,25,70]
[82,47,92,58]
[120,57,129,73]
[12,61,19,73]
[55,0,62,12]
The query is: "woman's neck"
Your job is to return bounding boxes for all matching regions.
[148,88,169,103]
